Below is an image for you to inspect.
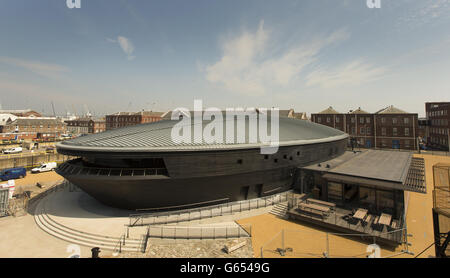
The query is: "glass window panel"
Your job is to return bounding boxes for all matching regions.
[377,190,394,213]
[328,182,342,203]
[359,187,376,211]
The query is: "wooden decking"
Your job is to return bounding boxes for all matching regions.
[287,207,404,246]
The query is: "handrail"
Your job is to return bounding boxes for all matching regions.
[146,223,252,240]
[57,160,169,177]
[129,190,292,227]
[113,234,126,254]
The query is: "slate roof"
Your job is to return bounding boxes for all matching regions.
[7,118,62,126]
[349,107,370,114]
[318,106,340,114]
[303,150,426,193]
[56,115,348,153]
[375,105,409,114]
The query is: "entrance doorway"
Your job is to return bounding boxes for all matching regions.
[239,184,263,200]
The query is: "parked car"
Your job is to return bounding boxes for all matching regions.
[2,147,23,154]
[45,147,55,153]
[0,167,26,181]
[31,162,58,173]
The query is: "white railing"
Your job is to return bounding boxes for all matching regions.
[146,224,252,240]
[129,191,291,227]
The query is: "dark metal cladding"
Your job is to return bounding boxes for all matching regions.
[56,116,349,210]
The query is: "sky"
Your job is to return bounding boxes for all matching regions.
[0,0,449,117]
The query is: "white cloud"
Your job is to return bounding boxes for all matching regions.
[107,36,136,60]
[205,21,350,96]
[396,0,450,28]
[305,60,386,89]
[0,56,69,79]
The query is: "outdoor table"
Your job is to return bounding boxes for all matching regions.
[352,208,368,220]
[379,213,392,226]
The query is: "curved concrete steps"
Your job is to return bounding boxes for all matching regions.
[269,202,289,219]
[34,196,144,252]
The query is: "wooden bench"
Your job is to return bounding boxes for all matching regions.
[294,194,306,205]
[306,198,336,209]
[298,203,331,219]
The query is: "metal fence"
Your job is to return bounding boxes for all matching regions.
[260,228,408,258]
[287,193,405,243]
[0,153,74,171]
[129,191,291,227]
[347,146,450,156]
[0,188,8,217]
[57,160,169,177]
[27,180,69,208]
[146,223,252,240]
[433,188,450,217]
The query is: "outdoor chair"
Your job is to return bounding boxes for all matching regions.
[372,216,380,230]
[362,214,372,227]
[389,219,399,231]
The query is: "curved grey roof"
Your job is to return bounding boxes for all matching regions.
[57,117,348,153]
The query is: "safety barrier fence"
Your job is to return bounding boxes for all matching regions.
[260,227,408,258]
[0,153,75,170]
[27,180,69,209]
[286,193,405,244]
[146,223,252,240]
[347,146,450,156]
[129,191,291,227]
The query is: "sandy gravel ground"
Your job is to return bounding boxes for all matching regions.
[6,171,65,197]
[0,171,94,258]
[238,153,449,258]
[111,238,253,258]
[1,154,448,258]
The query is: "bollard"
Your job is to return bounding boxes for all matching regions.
[91,247,101,258]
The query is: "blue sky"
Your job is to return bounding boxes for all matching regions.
[0,0,449,117]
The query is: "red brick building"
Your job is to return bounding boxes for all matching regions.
[1,118,67,140]
[311,106,419,150]
[106,111,164,130]
[0,132,36,141]
[66,118,106,135]
[426,102,450,151]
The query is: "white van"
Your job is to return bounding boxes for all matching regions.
[31,162,57,173]
[3,147,23,154]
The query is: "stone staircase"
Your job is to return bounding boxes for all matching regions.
[34,197,145,253]
[269,202,289,219]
